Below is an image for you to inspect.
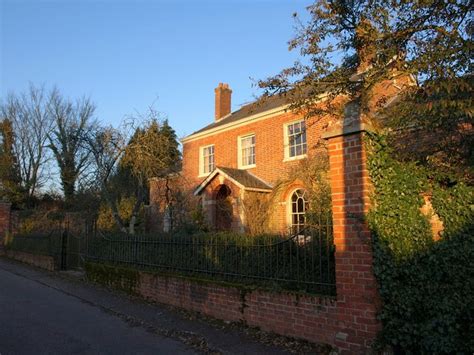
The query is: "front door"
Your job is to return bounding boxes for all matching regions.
[215,185,233,231]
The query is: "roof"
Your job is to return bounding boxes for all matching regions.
[189,94,291,136]
[194,166,273,196]
[182,82,333,142]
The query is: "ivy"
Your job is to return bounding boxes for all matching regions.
[432,182,474,238]
[366,133,474,354]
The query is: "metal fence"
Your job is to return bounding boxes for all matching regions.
[5,229,62,257]
[86,223,336,295]
[5,222,88,271]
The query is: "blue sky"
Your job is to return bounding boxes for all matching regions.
[1,0,310,139]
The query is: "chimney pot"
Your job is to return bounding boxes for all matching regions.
[214,82,232,121]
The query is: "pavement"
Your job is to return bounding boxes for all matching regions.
[0,257,325,354]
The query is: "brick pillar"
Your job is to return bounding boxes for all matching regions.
[323,123,382,353]
[0,202,12,249]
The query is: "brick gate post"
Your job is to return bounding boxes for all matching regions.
[323,123,382,353]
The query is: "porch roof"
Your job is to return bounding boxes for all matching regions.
[193,167,273,196]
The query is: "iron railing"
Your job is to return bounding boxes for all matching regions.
[86,223,336,295]
[5,229,62,257]
[5,222,87,270]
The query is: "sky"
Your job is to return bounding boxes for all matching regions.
[1,0,311,140]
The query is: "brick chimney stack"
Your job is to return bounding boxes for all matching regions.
[214,83,232,121]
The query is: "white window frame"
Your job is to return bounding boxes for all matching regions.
[237,133,256,169]
[199,144,215,177]
[283,120,307,161]
[287,188,309,234]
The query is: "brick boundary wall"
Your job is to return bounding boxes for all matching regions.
[139,271,339,344]
[86,262,341,346]
[0,202,56,270]
[4,250,57,271]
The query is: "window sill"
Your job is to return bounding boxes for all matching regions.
[198,173,211,178]
[283,154,307,162]
[238,164,256,170]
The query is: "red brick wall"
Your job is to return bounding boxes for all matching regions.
[88,255,371,353]
[137,272,340,344]
[5,250,56,271]
[182,111,335,188]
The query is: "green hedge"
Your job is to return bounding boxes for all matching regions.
[366,133,474,353]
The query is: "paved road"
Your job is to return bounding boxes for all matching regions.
[0,258,297,355]
[0,260,195,354]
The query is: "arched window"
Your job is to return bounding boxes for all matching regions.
[290,189,308,234]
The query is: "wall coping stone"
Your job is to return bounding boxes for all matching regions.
[322,122,374,140]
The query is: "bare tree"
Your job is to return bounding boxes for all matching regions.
[86,124,130,233]
[0,84,53,203]
[47,89,97,203]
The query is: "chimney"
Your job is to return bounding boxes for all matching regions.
[214,83,232,121]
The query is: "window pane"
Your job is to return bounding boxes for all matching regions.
[249,146,255,164]
[297,197,304,212]
[298,214,305,224]
[209,152,214,171]
[292,214,298,225]
[240,135,255,166]
[290,189,308,231]
[202,146,214,173]
[295,134,301,145]
[287,121,306,158]
[295,145,302,156]
[294,123,301,134]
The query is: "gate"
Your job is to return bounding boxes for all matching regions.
[59,220,90,270]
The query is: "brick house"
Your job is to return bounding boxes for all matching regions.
[149,70,411,234]
[149,82,342,234]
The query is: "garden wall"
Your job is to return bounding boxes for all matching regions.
[139,271,341,344]
[4,250,56,271]
[86,262,342,347]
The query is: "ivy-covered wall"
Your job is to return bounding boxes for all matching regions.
[366,133,473,353]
